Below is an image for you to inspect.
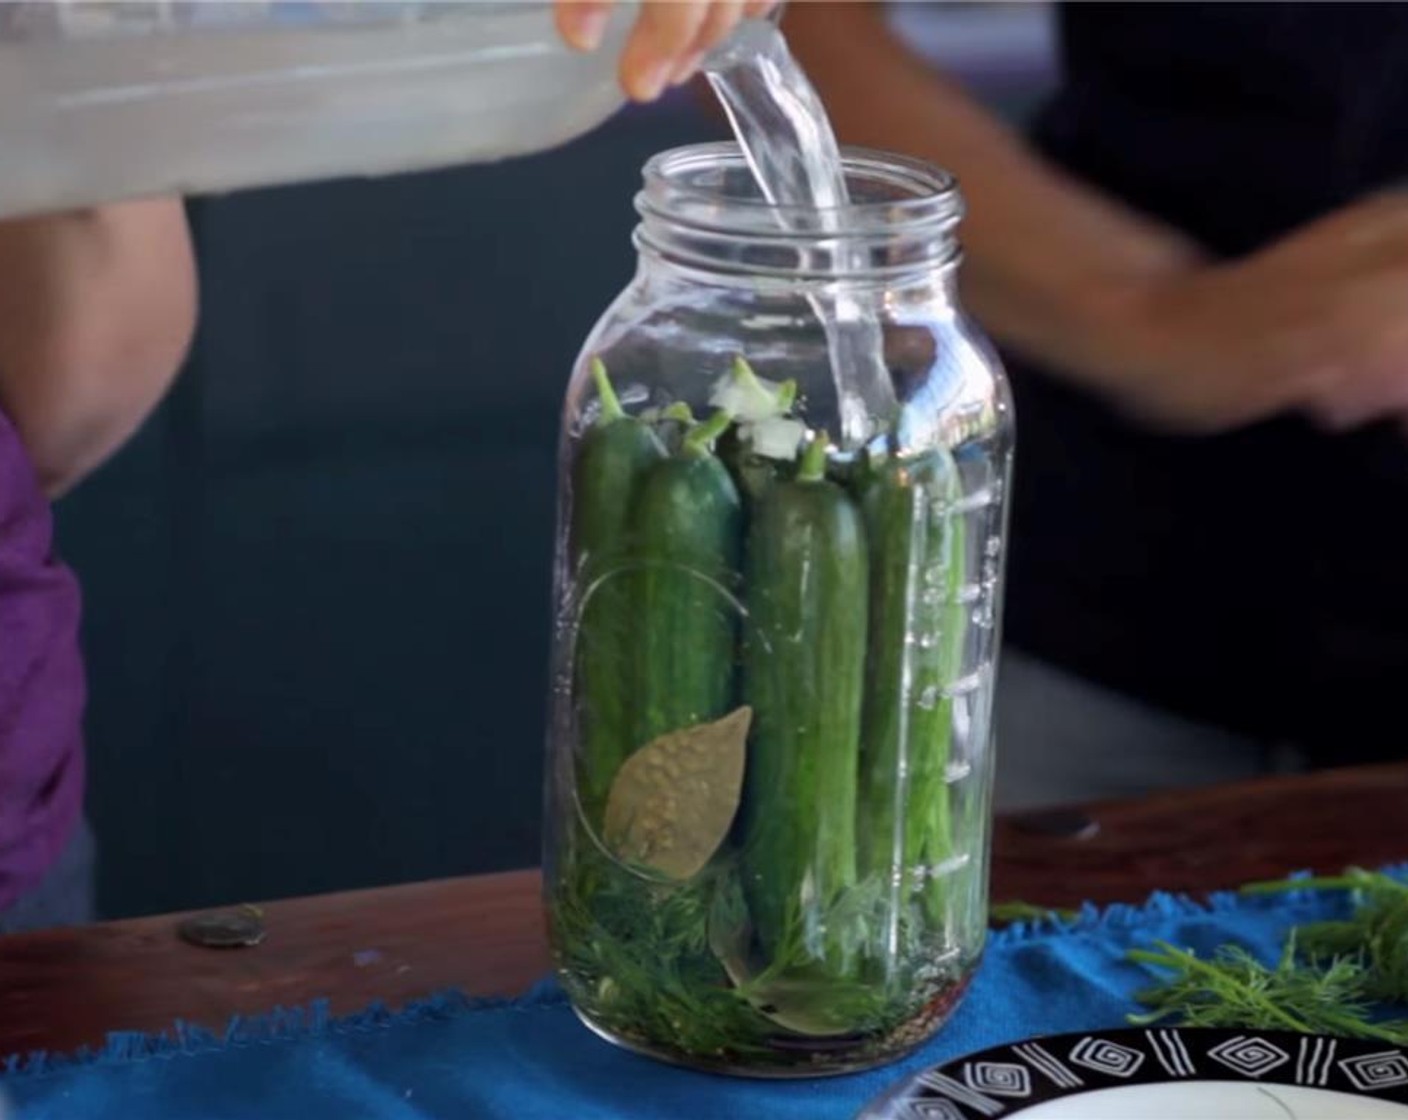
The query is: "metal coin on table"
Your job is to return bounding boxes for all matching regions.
[177,905,266,949]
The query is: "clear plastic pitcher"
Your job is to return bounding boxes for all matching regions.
[0,1,638,219]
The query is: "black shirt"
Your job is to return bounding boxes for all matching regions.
[1004,3,1408,761]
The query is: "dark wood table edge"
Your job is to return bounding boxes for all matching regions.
[5,761,1408,1058]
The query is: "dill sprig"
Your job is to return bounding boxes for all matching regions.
[549,844,937,1063]
[1128,938,1408,1044]
[1243,868,1408,1002]
[552,849,779,1058]
[1129,868,1408,1040]
[989,901,1080,926]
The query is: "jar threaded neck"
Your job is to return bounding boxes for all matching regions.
[634,142,963,284]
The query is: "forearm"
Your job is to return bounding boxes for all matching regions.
[0,198,196,496]
[782,4,1204,392]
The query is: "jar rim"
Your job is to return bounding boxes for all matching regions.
[638,141,963,236]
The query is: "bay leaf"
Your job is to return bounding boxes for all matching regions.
[711,873,892,1037]
[603,706,750,880]
[735,975,870,1037]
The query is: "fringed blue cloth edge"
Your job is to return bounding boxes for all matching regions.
[6,861,1405,1083]
[1,985,570,1084]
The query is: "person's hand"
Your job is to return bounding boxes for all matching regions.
[555,1,775,102]
[1090,192,1408,434]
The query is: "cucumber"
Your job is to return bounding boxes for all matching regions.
[571,358,666,823]
[740,435,869,974]
[631,410,744,747]
[857,446,968,927]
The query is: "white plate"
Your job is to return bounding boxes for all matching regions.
[857,1029,1408,1118]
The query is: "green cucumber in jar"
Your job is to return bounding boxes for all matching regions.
[631,410,744,747]
[740,434,869,974]
[571,358,666,823]
[857,446,968,927]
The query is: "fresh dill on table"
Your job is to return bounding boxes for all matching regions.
[1127,868,1408,1040]
[988,901,1081,926]
[1244,867,1408,1003]
[1129,938,1408,1043]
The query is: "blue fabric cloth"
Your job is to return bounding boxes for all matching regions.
[1,884,1363,1119]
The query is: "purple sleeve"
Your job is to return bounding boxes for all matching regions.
[0,409,85,913]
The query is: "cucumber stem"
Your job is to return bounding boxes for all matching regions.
[590,357,625,425]
[776,379,799,413]
[683,409,733,457]
[798,434,830,482]
[732,354,764,392]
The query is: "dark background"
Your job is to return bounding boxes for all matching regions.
[53,9,1056,920]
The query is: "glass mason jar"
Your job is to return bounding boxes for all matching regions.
[543,142,1013,1076]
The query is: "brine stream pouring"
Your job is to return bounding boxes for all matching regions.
[703,19,899,450]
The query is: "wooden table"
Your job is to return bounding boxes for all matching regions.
[5,762,1408,1059]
